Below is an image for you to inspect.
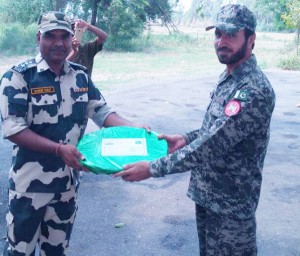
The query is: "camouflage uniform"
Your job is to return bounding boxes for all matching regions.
[0,52,113,255]
[149,5,276,256]
[150,54,275,255]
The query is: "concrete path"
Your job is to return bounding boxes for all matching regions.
[1,70,300,255]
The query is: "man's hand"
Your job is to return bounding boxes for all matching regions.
[74,19,89,31]
[71,37,81,51]
[67,37,81,62]
[135,123,151,133]
[73,19,107,44]
[113,161,151,182]
[158,134,186,154]
[58,144,89,172]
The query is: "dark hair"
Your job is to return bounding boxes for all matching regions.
[245,28,255,49]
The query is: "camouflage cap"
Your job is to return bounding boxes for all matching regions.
[206,4,256,34]
[38,11,74,34]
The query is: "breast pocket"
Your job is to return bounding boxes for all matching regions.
[72,93,88,125]
[208,100,224,118]
[31,94,58,125]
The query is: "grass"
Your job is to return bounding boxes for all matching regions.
[91,28,296,90]
[0,26,297,91]
[92,27,220,90]
[92,48,221,90]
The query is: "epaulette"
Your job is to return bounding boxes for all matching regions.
[69,61,88,72]
[12,58,37,73]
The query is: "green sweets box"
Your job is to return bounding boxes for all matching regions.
[77,126,168,174]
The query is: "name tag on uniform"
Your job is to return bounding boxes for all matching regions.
[74,87,88,93]
[234,90,249,101]
[31,86,55,95]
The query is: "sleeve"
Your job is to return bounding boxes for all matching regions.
[86,38,103,57]
[85,76,115,128]
[183,128,205,144]
[149,88,272,177]
[183,97,213,144]
[0,70,29,138]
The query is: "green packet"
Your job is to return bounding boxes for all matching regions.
[76,126,168,174]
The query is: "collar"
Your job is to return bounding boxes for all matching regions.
[231,54,257,80]
[35,53,76,75]
[218,54,257,84]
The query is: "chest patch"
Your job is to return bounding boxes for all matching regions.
[31,86,55,95]
[234,90,249,101]
[224,100,241,117]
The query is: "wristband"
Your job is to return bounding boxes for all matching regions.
[55,143,62,157]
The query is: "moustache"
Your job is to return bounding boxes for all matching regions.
[216,47,232,53]
[50,47,66,52]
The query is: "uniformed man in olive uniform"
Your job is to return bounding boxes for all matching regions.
[114,4,276,256]
[0,11,147,256]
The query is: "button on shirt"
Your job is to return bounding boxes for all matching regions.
[149,55,276,219]
[0,54,114,193]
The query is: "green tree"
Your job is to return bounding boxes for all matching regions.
[0,0,180,52]
[50,0,69,11]
[145,0,176,24]
[104,0,146,50]
[0,0,48,23]
[281,0,300,55]
[255,0,288,30]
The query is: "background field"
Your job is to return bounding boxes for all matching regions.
[0,26,296,92]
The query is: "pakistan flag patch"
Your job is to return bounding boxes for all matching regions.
[234,90,249,101]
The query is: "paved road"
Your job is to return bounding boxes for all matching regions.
[0,70,300,255]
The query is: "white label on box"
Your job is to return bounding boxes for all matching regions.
[102,138,148,156]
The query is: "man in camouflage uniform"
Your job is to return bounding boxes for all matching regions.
[0,11,147,256]
[114,4,276,256]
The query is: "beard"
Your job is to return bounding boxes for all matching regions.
[216,39,248,65]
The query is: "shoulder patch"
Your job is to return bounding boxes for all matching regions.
[12,59,37,73]
[224,100,241,117]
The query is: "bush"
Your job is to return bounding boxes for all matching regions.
[0,23,37,55]
[278,56,300,70]
[138,31,199,53]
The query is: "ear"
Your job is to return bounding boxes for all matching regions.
[36,32,41,45]
[248,32,256,49]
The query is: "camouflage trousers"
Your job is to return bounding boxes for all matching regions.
[2,186,77,256]
[195,204,257,256]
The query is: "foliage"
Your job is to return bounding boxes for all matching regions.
[178,0,294,32]
[0,0,71,23]
[254,0,288,31]
[1,0,300,53]
[144,0,176,23]
[280,0,300,55]
[0,0,178,52]
[278,56,300,70]
[281,0,300,28]
[0,0,46,23]
[103,0,146,51]
[0,23,37,55]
